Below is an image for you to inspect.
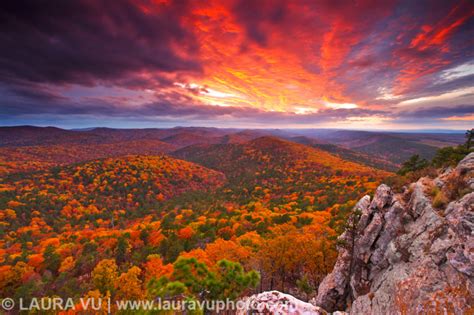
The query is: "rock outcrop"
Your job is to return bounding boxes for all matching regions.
[237,291,327,314]
[316,152,474,314]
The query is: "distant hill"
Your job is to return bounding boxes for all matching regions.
[297,130,465,165]
[173,136,390,209]
[160,132,223,147]
[217,130,269,144]
[0,126,105,147]
[174,136,389,175]
[0,126,465,173]
[2,155,225,224]
[0,139,176,175]
[288,136,399,171]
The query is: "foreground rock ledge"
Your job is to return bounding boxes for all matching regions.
[316,152,474,314]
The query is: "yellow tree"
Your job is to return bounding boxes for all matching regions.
[59,256,75,273]
[92,259,118,295]
[115,266,144,299]
[79,290,110,314]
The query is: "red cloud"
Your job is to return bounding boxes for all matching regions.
[393,1,473,94]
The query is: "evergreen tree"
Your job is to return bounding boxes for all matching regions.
[43,245,61,276]
[397,154,429,175]
[116,235,129,264]
[465,128,473,150]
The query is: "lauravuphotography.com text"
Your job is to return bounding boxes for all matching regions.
[1,297,290,313]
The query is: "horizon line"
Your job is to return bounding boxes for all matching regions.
[0,124,469,134]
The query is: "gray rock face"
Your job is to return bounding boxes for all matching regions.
[445,193,474,277]
[238,291,328,314]
[315,195,371,311]
[369,184,393,211]
[456,152,474,175]
[316,152,474,314]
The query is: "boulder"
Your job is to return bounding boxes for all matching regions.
[238,291,327,315]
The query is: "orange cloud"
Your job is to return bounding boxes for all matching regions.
[394,1,473,95]
[441,114,474,121]
[173,0,395,113]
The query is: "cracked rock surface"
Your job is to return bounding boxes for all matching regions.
[316,153,474,314]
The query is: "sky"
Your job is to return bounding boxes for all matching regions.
[0,0,473,130]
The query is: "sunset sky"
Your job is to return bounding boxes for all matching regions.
[0,0,473,129]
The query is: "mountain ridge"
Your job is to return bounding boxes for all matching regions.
[1,126,464,172]
[173,135,392,178]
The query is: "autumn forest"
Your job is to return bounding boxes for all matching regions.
[0,125,470,313]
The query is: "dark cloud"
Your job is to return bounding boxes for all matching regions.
[0,0,201,87]
[425,74,474,96]
[1,81,66,103]
[397,104,474,119]
[233,0,287,46]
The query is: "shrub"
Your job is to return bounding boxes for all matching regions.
[432,190,448,209]
[444,175,470,201]
[397,155,429,176]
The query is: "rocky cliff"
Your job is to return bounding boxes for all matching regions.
[243,153,473,314]
[316,152,473,314]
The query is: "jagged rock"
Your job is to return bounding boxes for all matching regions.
[354,195,371,231]
[349,212,382,298]
[456,152,474,175]
[315,195,371,312]
[316,153,474,314]
[356,212,383,263]
[370,199,405,268]
[445,192,474,277]
[238,291,327,314]
[314,248,352,311]
[408,181,432,219]
[369,184,393,211]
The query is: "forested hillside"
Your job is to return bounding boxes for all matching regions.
[0,129,391,308]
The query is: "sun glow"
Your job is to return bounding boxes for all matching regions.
[324,101,358,109]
